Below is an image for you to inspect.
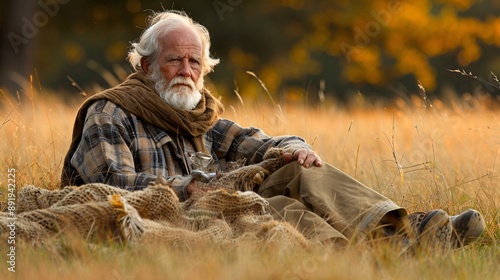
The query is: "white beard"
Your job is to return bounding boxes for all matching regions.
[150,68,203,110]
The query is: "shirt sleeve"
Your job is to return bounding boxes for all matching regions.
[70,100,160,191]
[208,118,311,165]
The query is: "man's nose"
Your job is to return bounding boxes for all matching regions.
[178,58,191,77]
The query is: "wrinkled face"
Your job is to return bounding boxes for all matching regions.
[144,25,204,110]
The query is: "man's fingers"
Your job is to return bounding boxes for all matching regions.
[296,149,314,168]
[292,149,306,165]
[283,149,322,168]
[186,179,199,195]
[302,151,322,168]
[297,153,306,165]
[283,152,294,163]
[303,154,317,168]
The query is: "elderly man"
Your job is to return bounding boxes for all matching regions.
[61,10,484,248]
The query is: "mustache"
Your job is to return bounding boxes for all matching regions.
[168,76,196,91]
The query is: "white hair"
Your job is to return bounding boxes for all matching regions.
[127,10,220,77]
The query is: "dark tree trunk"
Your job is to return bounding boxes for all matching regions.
[0,0,37,97]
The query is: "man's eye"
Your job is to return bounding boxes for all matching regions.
[190,59,200,65]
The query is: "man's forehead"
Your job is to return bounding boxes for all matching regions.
[160,26,202,52]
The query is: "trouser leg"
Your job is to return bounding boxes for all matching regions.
[265,195,349,244]
[258,162,408,242]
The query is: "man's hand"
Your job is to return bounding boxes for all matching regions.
[166,175,205,197]
[186,179,206,196]
[283,148,322,168]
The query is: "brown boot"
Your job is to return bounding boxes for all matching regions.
[408,209,452,252]
[450,209,485,248]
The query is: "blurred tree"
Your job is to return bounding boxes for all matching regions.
[2,0,500,103]
[0,0,37,97]
[216,0,500,102]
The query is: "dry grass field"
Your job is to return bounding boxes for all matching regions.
[0,88,499,279]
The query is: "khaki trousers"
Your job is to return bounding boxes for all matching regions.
[257,162,407,243]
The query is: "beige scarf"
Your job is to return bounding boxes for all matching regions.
[61,71,224,186]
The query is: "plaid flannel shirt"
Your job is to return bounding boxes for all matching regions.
[68,100,311,200]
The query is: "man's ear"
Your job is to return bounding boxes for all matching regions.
[140,57,150,74]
